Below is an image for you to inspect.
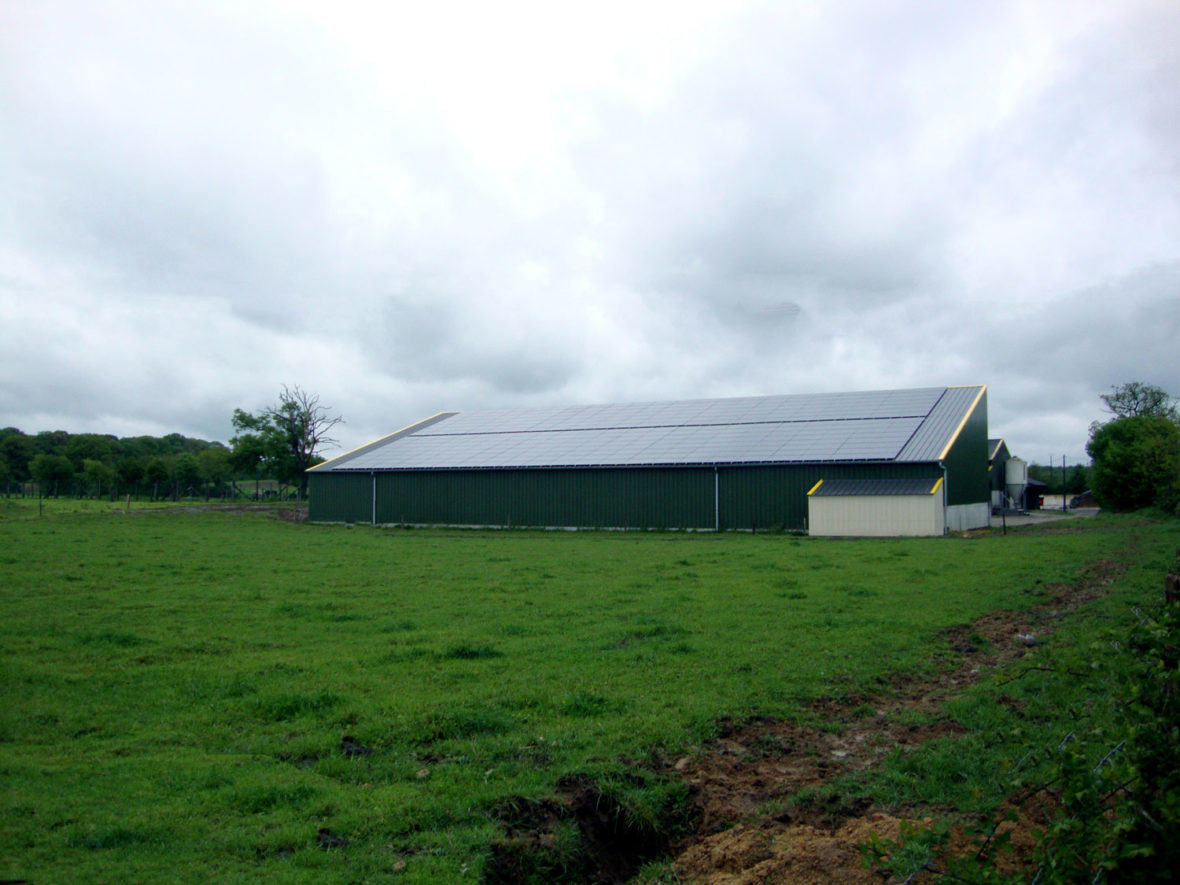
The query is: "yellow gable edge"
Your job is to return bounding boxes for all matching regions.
[308,412,459,471]
[937,385,987,462]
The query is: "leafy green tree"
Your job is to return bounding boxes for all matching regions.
[0,428,33,481]
[144,458,169,501]
[1087,414,1180,511]
[65,433,116,470]
[1065,463,1089,495]
[1100,381,1179,421]
[29,453,74,497]
[173,453,201,499]
[232,385,342,499]
[197,446,230,500]
[117,457,146,497]
[228,412,271,498]
[118,436,164,460]
[82,459,116,498]
[33,430,70,457]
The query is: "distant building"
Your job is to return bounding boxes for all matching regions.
[309,385,991,536]
[1026,478,1048,510]
[988,438,1012,511]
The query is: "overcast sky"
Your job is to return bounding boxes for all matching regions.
[3,0,1178,465]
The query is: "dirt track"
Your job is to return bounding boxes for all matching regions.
[664,558,1123,883]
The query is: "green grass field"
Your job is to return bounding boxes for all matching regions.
[1,508,1174,882]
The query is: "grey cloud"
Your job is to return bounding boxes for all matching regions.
[558,5,977,336]
[1,1,1178,466]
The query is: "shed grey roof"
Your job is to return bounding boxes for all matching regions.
[312,385,986,472]
[807,478,942,497]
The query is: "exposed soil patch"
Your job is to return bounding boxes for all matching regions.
[673,812,918,884]
[482,776,679,884]
[666,557,1126,884]
[929,790,1064,880]
[474,556,1127,883]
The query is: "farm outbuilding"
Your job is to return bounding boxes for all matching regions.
[807,477,946,537]
[308,385,991,535]
[989,438,1012,511]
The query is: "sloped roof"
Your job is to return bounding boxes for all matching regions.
[312,385,986,472]
[808,477,943,497]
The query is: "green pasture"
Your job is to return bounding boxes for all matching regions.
[0,497,263,521]
[0,509,1172,882]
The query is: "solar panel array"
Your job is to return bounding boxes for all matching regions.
[897,385,985,462]
[414,388,943,436]
[323,386,983,471]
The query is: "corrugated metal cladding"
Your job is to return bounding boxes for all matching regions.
[941,388,989,507]
[371,468,714,529]
[307,385,990,532]
[809,486,945,537]
[717,463,941,531]
[309,461,945,531]
[308,471,371,524]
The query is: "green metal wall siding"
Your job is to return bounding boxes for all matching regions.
[718,463,942,531]
[371,467,715,528]
[943,390,990,506]
[312,462,945,530]
[307,471,371,523]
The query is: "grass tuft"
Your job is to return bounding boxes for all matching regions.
[441,643,503,660]
[255,692,343,721]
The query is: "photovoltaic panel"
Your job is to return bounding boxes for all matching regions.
[315,386,983,471]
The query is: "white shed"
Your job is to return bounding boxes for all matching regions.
[807,477,945,537]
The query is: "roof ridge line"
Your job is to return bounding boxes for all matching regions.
[419,414,934,438]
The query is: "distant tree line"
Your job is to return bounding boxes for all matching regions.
[0,427,240,500]
[0,386,343,502]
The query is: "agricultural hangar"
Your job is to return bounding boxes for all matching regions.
[308,385,990,536]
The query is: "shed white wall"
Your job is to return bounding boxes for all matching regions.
[809,494,944,537]
[946,502,990,531]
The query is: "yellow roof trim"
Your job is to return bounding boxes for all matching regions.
[308,411,458,471]
[937,385,987,462]
[931,476,944,495]
[806,478,824,496]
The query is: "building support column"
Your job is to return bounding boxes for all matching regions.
[940,463,948,534]
[714,467,720,532]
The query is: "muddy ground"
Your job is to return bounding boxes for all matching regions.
[664,558,1123,883]
[485,557,1125,883]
